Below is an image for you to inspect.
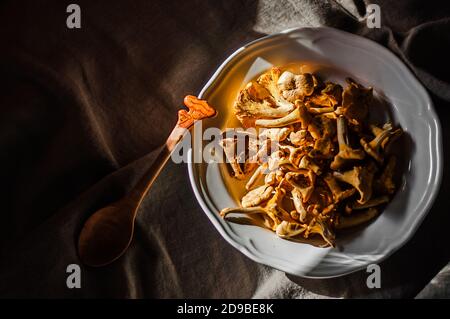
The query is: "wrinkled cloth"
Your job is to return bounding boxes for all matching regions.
[416,262,450,299]
[0,0,449,298]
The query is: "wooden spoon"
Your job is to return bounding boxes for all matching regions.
[77,95,216,267]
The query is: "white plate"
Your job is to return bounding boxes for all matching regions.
[187,27,443,278]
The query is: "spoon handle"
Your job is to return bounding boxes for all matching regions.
[126,95,216,215]
[77,96,215,267]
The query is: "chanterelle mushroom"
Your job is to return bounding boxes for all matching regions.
[264,187,294,228]
[333,165,375,204]
[375,156,397,195]
[308,115,336,159]
[264,170,276,185]
[219,130,259,180]
[234,81,294,127]
[360,126,391,163]
[220,206,276,230]
[308,82,343,107]
[277,71,315,102]
[219,137,245,180]
[298,156,321,175]
[289,130,308,146]
[309,135,334,159]
[276,221,307,238]
[241,185,274,208]
[221,186,294,232]
[285,170,316,202]
[257,67,293,109]
[309,219,335,247]
[291,188,308,222]
[268,150,290,170]
[330,116,365,170]
[323,173,356,203]
[370,123,403,152]
[246,164,267,190]
[255,102,311,128]
[259,127,292,142]
[279,144,303,167]
[335,208,378,230]
[307,113,336,139]
[340,78,373,126]
[307,104,335,114]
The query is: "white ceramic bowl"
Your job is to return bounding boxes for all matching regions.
[188,27,443,278]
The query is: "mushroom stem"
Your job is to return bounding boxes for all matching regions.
[308,106,335,114]
[335,208,378,230]
[337,115,349,146]
[375,156,397,195]
[255,103,310,128]
[220,206,275,230]
[330,116,365,170]
[245,164,265,190]
[323,174,356,203]
[360,128,390,163]
[259,127,292,142]
[291,188,308,222]
[219,138,245,179]
[351,196,389,210]
[220,206,266,217]
[371,124,403,151]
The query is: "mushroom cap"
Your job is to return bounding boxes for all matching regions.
[234,80,294,126]
[341,78,373,125]
[278,72,315,103]
[307,82,343,107]
[241,185,274,208]
[333,166,374,204]
[276,221,307,238]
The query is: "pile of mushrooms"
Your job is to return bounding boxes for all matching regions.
[219,67,403,247]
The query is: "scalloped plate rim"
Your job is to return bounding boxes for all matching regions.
[187,26,443,279]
